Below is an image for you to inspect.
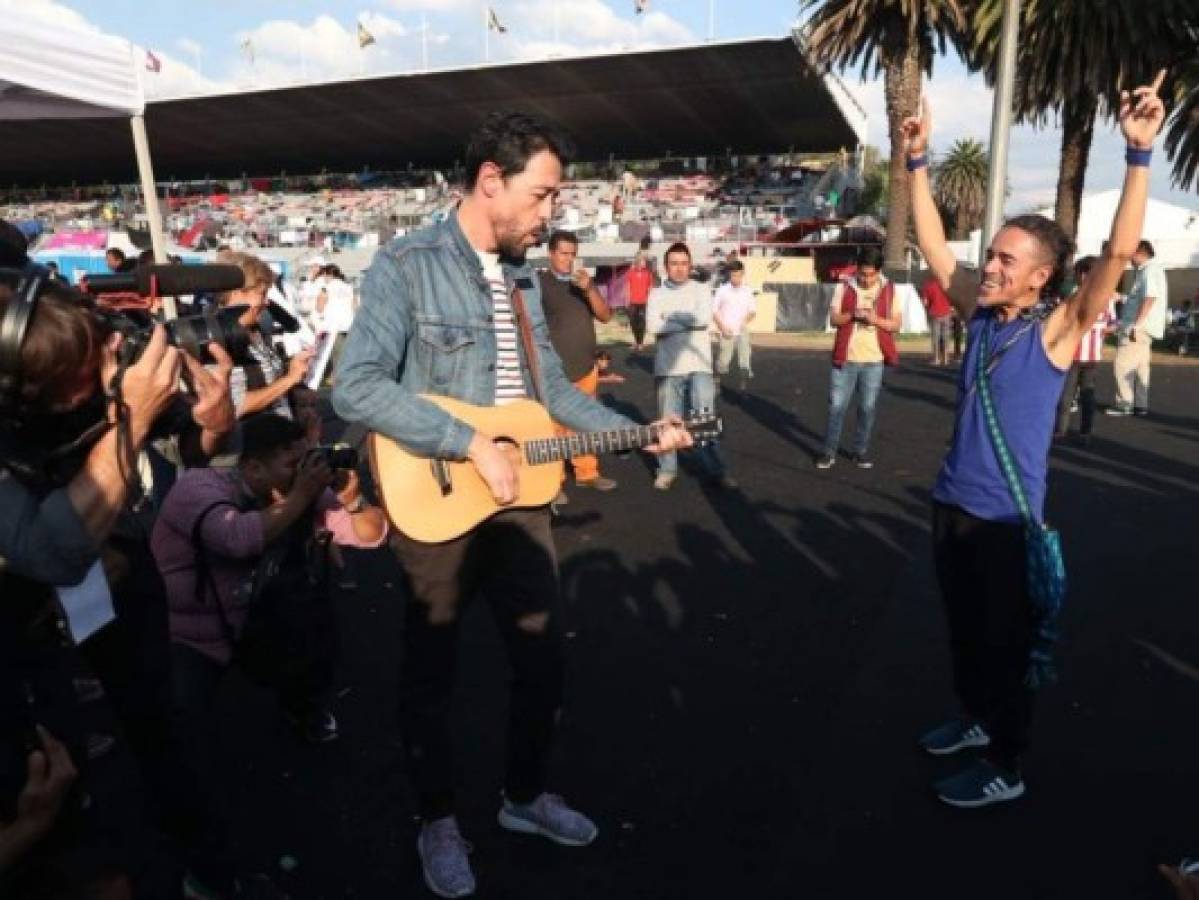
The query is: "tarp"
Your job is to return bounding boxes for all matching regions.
[0,12,144,121]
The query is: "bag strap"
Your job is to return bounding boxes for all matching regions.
[975,316,1035,527]
[509,286,545,404]
[190,498,245,644]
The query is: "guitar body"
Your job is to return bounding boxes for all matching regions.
[369,395,566,543]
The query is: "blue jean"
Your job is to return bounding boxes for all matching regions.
[823,362,884,456]
[656,372,724,476]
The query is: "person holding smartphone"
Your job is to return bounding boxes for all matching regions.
[816,246,902,471]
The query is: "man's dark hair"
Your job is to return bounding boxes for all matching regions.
[0,219,30,267]
[0,281,104,408]
[1002,214,1073,298]
[240,413,305,465]
[639,235,652,251]
[1137,239,1155,258]
[547,230,578,251]
[105,247,125,262]
[664,241,691,263]
[727,259,744,272]
[857,246,885,270]
[465,112,575,189]
[1073,255,1097,279]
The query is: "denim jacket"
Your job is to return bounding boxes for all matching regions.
[332,213,634,460]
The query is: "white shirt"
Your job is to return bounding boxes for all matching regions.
[712,283,756,336]
[313,278,355,334]
[1123,260,1169,340]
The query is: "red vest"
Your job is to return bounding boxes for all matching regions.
[831,280,899,368]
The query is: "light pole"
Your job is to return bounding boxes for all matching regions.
[980,0,1020,260]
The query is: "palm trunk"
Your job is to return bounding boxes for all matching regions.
[1054,96,1097,242]
[883,47,921,274]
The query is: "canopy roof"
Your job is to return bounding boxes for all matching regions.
[0,35,866,187]
[0,12,144,122]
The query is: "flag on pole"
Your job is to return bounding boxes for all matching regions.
[634,0,650,13]
[240,37,255,64]
[487,7,507,33]
[144,49,162,73]
[357,21,376,48]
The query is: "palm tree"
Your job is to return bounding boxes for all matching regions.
[1165,54,1199,192]
[933,138,988,239]
[971,0,1195,242]
[800,0,972,272]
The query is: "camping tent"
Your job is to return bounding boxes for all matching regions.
[0,12,169,268]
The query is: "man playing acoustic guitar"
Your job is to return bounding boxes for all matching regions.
[332,112,691,899]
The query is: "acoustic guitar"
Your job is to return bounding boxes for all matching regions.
[369,395,722,543]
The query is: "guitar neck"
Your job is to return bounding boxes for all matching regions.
[524,424,663,465]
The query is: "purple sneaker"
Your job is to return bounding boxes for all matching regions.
[497,793,598,847]
[417,816,475,898]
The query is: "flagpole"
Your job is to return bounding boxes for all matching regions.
[422,15,429,70]
[484,5,490,62]
[300,32,308,83]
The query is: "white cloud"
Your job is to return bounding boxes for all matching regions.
[223,12,419,89]
[144,52,226,99]
[0,0,100,33]
[386,0,476,10]
[847,67,1198,213]
[176,37,202,58]
[504,0,694,53]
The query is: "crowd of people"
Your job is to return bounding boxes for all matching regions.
[1,73,1196,900]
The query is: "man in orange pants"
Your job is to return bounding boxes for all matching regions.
[538,230,617,498]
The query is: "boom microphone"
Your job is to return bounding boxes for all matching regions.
[84,264,245,297]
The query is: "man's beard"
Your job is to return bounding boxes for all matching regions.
[495,216,545,260]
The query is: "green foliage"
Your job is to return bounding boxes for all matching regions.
[799,0,971,79]
[1166,56,1199,192]
[933,139,988,239]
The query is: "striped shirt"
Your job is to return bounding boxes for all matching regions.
[228,331,292,418]
[477,250,525,405]
[1076,302,1115,364]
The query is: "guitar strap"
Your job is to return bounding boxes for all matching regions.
[509,286,545,404]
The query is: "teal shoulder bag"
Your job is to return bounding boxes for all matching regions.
[975,316,1067,689]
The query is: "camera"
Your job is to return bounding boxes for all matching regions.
[100,306,252,368]
[309,443,358,470]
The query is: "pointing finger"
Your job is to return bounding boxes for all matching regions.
[1150,68,1167,92]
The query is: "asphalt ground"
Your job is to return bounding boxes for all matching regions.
[210,345,1199,900]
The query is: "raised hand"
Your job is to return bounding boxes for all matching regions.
[900,97,931,158]
[185,343,236,437]
[1120,69,1167,150]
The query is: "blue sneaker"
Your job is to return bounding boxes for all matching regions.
[417,816,475,898]
[497,793,598,847]
[918,718,991,756]
[934,760,1025,808]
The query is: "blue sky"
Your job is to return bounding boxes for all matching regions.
[6,0,1195,209]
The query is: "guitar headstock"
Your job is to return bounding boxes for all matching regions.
[684,407,723,445]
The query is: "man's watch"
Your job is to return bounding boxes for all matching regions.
[344,497,367,513]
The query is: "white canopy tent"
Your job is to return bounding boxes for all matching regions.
[0,12,169,277]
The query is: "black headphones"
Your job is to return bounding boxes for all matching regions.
[0,266,50,416]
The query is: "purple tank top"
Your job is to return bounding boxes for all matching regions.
[933,308,1067,524]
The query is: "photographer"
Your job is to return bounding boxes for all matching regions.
[1,273,236,897]
[218,252,314,419]
[149,413,385,897]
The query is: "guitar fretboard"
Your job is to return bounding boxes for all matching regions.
[524,424,662,464]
